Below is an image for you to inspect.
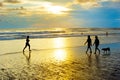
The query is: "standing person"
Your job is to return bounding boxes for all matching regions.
[23,36,31,52]
[106,32,108,36]
[93,36,100,54]
[84,35,92,53]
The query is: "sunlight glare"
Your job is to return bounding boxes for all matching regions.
[45,5,69,14]
[54,28,65,31]
[54,38,65,48]
[54,49,67,61]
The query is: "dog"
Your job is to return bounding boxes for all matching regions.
[102,47,110,54]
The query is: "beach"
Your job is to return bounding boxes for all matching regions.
[0,28,120,80]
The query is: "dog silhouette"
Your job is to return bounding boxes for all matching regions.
[102,47,110,54]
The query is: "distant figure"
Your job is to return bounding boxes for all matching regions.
[106,32,108,36]
[23,36,31,51]
[93,36,100,54]
[84,35,92,53]
[81,32,83,35]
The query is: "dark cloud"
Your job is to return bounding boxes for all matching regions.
[0,2,3,7]
[4,0,21,3]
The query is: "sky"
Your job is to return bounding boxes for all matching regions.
[0,0,120,29]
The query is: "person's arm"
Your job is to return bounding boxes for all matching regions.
[93,41,95,46]
[91,40,92,46]
[84,40,87,45]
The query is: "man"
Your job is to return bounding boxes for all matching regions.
[93,36,100,54]
[84,35,92,53]
[23,36,31,51]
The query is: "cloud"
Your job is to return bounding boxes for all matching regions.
[110,0,120,2]
[73,0,101,9]
[69,0,120,9]
[0,0,119,16]
[4,0,21,3]
[99,0,120,2]
[0,2,3,7]
[99,0,120,8]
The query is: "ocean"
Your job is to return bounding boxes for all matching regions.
[0,28,120,40]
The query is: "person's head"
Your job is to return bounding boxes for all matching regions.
[27,36,29,38]
[88,35,90,38]
[95,35,98,39]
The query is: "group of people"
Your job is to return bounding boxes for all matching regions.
[85,35,100,54]
[23,35,100,54]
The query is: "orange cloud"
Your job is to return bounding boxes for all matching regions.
[74,0,101,9]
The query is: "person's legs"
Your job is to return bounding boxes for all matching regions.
[94,46,97,54]
[97,48,100,54]
[90,47,92,53]
[28,44,31,51]
[86,47,89,53]
[23,44,27,51]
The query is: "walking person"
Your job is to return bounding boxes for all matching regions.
[84,35,92,53]
[23,36,31,52]
[93,36,100,54]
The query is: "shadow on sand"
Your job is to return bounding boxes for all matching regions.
[86,53,100,68]
[23,51,31,65]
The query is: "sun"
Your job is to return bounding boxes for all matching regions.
[44,5,69,14]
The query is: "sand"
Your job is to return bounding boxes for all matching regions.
[0,36,120,80]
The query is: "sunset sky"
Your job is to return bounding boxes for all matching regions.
[0,0,120,29]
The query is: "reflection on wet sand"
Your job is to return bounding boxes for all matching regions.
[53,38,66,48]
[86,53,92,67]
[23,51,31,65]
[53,49,67,62]
[95,53,100,68]
[86,53,100,68]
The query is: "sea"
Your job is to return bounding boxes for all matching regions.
[0,28,120,40]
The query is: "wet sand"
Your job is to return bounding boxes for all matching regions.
[0,36,120,80]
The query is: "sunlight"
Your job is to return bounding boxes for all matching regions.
[45,5,69,14]
[54,49,67,61]
[54,38,65,48]
[54,28,63,31]
[53,38,67,61]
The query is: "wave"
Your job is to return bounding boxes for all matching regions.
[0,28,120,40]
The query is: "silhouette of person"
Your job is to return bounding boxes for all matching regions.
[23,36,31,51]
[84,35,92,53]
[93,36,100,54]
[106,32,108,36]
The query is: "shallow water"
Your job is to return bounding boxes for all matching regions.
[0,46,120,80]
[0,30,120,79]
